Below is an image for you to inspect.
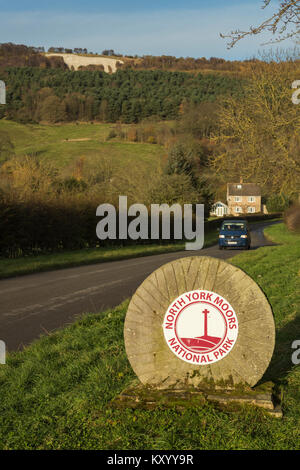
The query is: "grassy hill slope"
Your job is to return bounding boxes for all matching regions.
[0,120,165,169]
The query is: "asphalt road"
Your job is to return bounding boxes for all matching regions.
[0,221,278,351]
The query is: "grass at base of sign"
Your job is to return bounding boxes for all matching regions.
[0,223,299,450]
[0,231,218,280]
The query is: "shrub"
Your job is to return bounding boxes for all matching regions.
[106,130,117,140]
[284,203,300,233]
[147,136,157,144]
[266,194,290,213]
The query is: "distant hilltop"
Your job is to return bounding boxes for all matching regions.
[0,42,267,75]
[45,53,124,73]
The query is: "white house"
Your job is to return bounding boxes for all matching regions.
[210,201,229,217]
[227,182,261,215]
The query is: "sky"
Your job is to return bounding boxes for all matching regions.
[0,0,296,60]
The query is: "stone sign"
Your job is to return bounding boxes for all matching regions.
[124,256,275,390]
[0,81,6,105]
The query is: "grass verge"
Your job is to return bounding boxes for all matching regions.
[0,223,299,449]
[0,231,218,280]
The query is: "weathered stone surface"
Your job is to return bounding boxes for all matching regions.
[110,380,282,418]
[124,256,275,389]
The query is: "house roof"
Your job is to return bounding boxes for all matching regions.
[227,183,261,196]
[212,201,228,207]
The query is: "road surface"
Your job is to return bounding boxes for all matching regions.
[0,221,278,351]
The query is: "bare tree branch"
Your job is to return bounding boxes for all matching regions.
[221,0,300,48]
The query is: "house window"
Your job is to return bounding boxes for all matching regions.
[235,206,242,213]
[234,196,242,202]
[247,207,255,213]
[237,184,242,189]
[248,196,256,202]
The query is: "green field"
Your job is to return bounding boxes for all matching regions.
[0,223,299,450]
[0,120,165,169]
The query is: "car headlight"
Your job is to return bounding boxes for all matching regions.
[219,235,225,238]
[240,235,247,238]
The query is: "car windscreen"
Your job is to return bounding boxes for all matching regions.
[221,223,246,231]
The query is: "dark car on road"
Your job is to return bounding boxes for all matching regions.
[218,219,251,250]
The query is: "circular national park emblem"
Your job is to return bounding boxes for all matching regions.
[163,290,239,365]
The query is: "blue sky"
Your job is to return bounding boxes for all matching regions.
[0,0,296,59]
[0,0,245,13]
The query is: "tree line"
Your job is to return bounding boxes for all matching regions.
[0,67,244,123]
[0,42,261,74]
[0,43,66,70]
[118,55,257,73]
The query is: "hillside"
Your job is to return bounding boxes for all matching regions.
[45,53,124,72]
[0,120,164,169]
[0,42,258,76]
[0,67,244,124]
[0,43,66,69]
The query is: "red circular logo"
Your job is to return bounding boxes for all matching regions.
[163,290,238,365]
